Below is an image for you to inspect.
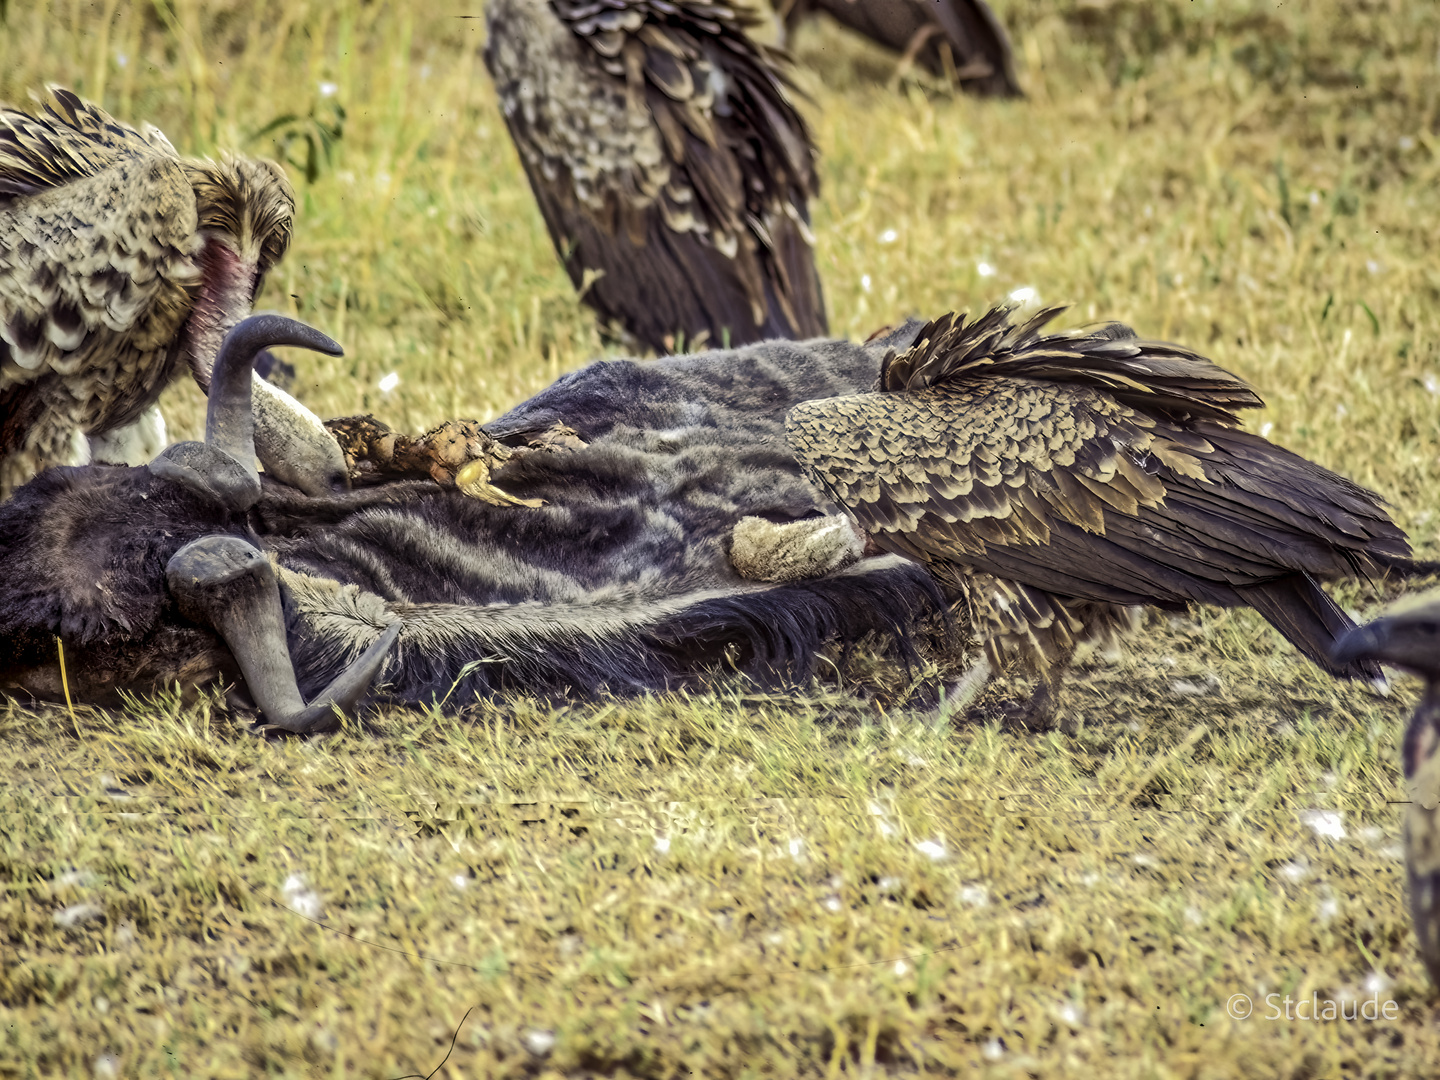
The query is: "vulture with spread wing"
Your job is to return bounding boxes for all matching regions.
[786,304,1410,725]
[484,0,827,353]
[0,88,346,498]
[1332,598,1440,987]
[780,0,1022,97]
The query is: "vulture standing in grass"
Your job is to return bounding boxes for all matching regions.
[1332,597,1440,987]
[786,304,1411,726]
[0,88,346,498]
[778,0,1022,97]
[484,0,828,353]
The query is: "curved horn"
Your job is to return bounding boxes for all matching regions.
[166,535,400,734]
[149,315,342,511]
[205,314,342,481]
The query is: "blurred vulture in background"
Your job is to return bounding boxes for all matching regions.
[1332,597,1440,987]
[787,304,1410,726]
[484,0,827,354]
[779,0,1022,97]
[0,88,346,499]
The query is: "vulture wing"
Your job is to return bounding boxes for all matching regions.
[796,0,1022,97]
[485,0,826,352]
[0,89,200,379]
[787,306,1409,674]
[0,90,201,489]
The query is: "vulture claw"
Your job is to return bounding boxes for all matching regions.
[455,457,545,507]
[165,535,399,734]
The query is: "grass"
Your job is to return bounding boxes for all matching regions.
[4,0,1440,1075]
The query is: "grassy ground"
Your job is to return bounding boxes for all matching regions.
[4,0,1440,1076]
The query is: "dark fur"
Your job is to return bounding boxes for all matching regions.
[0,327,942,712]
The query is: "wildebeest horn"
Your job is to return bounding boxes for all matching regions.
[148,315,344,510]
[166,534,400,734]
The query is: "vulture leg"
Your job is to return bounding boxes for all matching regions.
[166,536,399,735]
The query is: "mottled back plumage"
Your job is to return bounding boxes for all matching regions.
[787,304,1409,707]
[0,88,297,496]
[781,0,1022,97]
[485,0,827,353]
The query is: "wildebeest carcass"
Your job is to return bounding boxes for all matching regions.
[0,314,941,732]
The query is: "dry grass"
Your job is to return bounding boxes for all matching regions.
[4,0,1440,1076]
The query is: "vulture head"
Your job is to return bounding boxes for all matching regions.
[180,154,296,393]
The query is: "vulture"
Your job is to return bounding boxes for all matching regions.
[484,0,828,354]
[779,0,1022,97]
[0,88,346,499]
[785,303,1411,726]
[1332,597,1440,987]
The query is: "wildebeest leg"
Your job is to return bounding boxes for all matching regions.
[166,535,400,734]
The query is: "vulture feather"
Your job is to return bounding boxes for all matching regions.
[0,88,345,498]
[786,303,1411,725]
[780,0,1022,97]
[1332,596,1440,987]
[484,0,828,353]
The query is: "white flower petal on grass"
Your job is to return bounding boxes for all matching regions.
[1399,135,1417,151]
[1424,374,1440,396]
[1300,809,1346,841]
[787,837,804,859]
[282,874,323,919]
[1057,1002,1084,1027]
[877,876,903,893]
[914,839,948,861]
[1308,190,1322,206]
[1364,970,1393,995]
[1184,904,1204,927]
[319,81,338,98]
[1277,858,1310,884]
[451,874,469,891]
[860,274,872,293]
[378,372,400,394]
[56,868,100,889]
[653,835,671,854]
[93,1055,120,1080]
[1317,895,1341,926]
[522,1029,556,1056]
[982,1038,1005,1061]
[893,959,908,976]
[879,229,898,244]
[822,895,843,913]
[1131,853,1159,869]
[957,884,990,908]
[976,261,996,277]
[1366,259,1383,275]
[1008,286,1037,304]
[52,902,103,928]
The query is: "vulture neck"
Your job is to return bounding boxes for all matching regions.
[185,236,258,393]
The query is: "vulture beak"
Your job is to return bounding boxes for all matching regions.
[153,314,400,734]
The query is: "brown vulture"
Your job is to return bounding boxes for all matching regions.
[785,303,1411,725]
[0,88,347,499]
[1332,597,1440,987]
[484,0,828,354]
[779,0,1022,97]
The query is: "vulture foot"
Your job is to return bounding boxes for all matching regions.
[325,415,545,505]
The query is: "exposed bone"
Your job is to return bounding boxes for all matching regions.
[166,534,399,734]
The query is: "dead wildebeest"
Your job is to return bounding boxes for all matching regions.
[0,314,942,732]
